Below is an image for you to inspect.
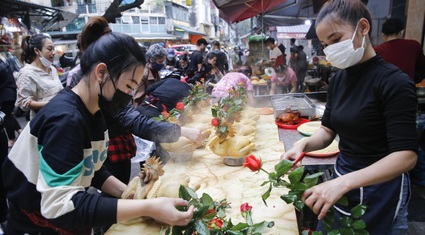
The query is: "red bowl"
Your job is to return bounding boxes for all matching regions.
[275,118,310,129]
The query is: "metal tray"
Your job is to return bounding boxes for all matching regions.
[271,93,315,118]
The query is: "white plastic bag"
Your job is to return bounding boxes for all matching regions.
[131,135,156,163]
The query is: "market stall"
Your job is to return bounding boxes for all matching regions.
[106,113,299,235]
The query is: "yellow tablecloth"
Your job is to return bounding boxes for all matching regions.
[106,114,298,235]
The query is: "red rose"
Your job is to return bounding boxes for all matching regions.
[223,105,228,111]
[162,111,169,118]
[208,218,223,229]
[240,202,252,213]
[243,154,262,171]
[176,102,185,111]
[206,209,215,215]
[211,118,220,127]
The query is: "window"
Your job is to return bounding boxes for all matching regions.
[122,15,133,24]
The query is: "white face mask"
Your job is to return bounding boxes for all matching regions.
[277,76,286,82]
[266,46,271,51]
[38,52,52,68]
[323,22,365,69]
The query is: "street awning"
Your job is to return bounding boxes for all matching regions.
[0,0,78,31]
[174,25,206,36]
[213,0,288,24]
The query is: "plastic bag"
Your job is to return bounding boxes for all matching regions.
[131,135,156,163]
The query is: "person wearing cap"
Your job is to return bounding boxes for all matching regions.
[165,48,178,70]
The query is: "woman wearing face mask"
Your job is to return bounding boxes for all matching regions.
[133,43,167,106]
[270,65,297,94]
[282,0,417,234]
[2,26,194,234]
[17,34,63,120]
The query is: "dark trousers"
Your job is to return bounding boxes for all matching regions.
[1,101,22,140]
[0,128,8,223]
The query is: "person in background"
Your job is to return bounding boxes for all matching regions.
[2,21,194,234]
[294,45,308,91]
[16,33,63,120]
[265,37,284,67]
[289,38,297,58]
[211,65,255,106]
[283,0,417,234]
[188,38,208,77]
[270,65,298,94]
[232,47,242,68]
[0,55,22,148]
[374,17,425,83]
[176,54,190,77]
[0,58,12,233]
[187,52,221,94]
[165,48,178,70]
[211,40,229,75]
[133,44,167,106]
[278,43,287,65]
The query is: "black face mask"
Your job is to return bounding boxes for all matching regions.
[98,77,132,115]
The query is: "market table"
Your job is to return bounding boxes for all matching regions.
[106,114,299,235]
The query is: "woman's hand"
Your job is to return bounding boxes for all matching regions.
[147,198,195,226]
[301,177,349,220]
[281,139,307,168]
[180,127,203,145]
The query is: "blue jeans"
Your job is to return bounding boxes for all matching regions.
[390,174,410,235]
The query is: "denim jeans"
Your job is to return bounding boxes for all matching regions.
[390,174,410,235]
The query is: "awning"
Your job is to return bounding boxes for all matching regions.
[0,0,78,31]
[174,24,206,36]
[213,0,288,24]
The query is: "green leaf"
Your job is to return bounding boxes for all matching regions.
[339,216,353,227]
[328,230,342,235]
[293,199,305,211]
[230,222,249,231]
[352,220,367,230]
[312,231,323,235]
[260,180,270,187]
[251,221,275,233]
[280,193,297,204]
[211,108,217,117]
[289,182,308,191]
[288,167,304,184]
[339,228,354,235]
[200,193,214,207]
[304,172,323,188]
[194,220,210,235]
[179,185,193,201]
[321,217,332,231]
[305,171,323,179]
[261,185,272,206]
[274,159,293,176]
[219,125,227,133]
[194,205,210,219]
[246,212,253,226]
[336,197,349,207]
[225,231,243,235]
[351,204,367,218]
[354,229,369,235]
